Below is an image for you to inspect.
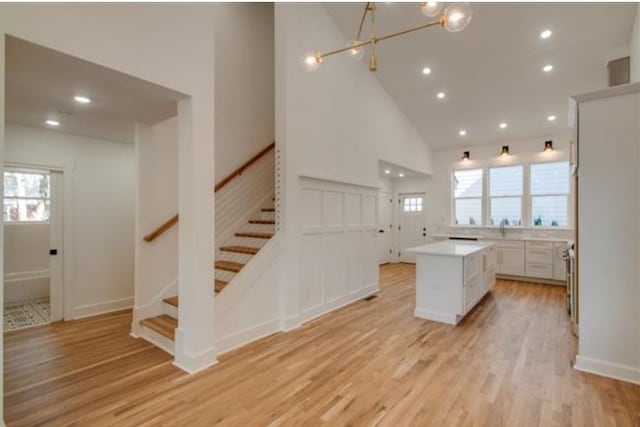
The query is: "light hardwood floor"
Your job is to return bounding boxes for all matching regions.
[4,264,639,426]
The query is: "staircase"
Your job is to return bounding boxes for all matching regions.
[137,142,276,353]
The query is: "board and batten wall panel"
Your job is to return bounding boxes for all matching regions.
[298,177,379,322]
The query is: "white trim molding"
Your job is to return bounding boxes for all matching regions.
[72,296,133,319]
[574,355,640,385]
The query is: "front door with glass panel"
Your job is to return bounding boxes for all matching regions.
[399,193,427,263]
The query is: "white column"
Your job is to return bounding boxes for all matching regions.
[275,4,302,330]
[174,96,217,373]
[0,32,6,422]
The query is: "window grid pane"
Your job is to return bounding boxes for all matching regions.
[490,197,522,226]
[3,171,51,222]
[454,169,483,198]
[455,198,482,225]
[532,195,567,227]
[490,166,523,196]
[531,162,569,195]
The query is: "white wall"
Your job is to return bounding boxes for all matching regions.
[275,3,428,331]
[630,5,640,82]
[429,135,574,239]
[5,124,135,316]
[282,4,432,189]
[4,223,49,303]
[574,87,640,385]
[213,3,275,182]
[133,117,178,328]
[0,2,218,378]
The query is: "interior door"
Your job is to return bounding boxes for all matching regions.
[377,192,393,264]
[399,193,427,263]
[49,171,63,321]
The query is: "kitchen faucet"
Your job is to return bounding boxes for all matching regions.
[500,219,506,237]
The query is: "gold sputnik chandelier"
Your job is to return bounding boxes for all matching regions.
[303,2,472,72]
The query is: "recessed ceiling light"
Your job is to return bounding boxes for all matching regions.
[45,119,60,127]
[398,173,404,178]
[73,95,91,104]
[459,130,467,136]
[540,29,552,39]
[499,122,508,129]
[543,64,554,73]
[384,169,391,174]
[547,115,556,122]
[422,67,432,75]
[437,92,445,99]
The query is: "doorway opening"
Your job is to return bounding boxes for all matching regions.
[377,159,431,265]
[3,168,62,330]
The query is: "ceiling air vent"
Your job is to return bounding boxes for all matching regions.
[608,56,630,87]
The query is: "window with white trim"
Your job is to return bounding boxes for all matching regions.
[403,196,423,212]
[489,165,523,226]
[530,161,570,227]
[453,169,483,225]
[3,171,51,222]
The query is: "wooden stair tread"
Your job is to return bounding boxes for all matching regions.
[249,220,275,225]
[140,315,177,340]
[215,280,228,293]
[220,245,260,255]
[235,232,273,239]
[163,296,178,307]
[261,208,275,212]
[215,260,245,273]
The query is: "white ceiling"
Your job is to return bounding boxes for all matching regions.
[325,3,637,149]
[378,159,425,178]
[6,36,186,143]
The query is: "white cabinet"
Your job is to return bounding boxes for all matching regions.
[552,242,567,281]
[413,242,496,325]
[495,241,525,276]
[525,241,553,279]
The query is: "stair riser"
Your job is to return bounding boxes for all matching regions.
[163,302,178,318]
[139,325,175,355]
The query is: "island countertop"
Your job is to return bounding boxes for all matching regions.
[406,241,495,258]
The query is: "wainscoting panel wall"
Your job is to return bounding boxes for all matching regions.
[299,177,379,322]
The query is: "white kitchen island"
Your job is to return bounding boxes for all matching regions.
[407,241,497,325]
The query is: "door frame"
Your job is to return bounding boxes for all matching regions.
[5,160,75,320]
[397,192,427,263]
[377,191,393,265]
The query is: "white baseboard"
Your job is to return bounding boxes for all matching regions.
[216,319,281,355]
[300,283,379,325]
[414,308,458,325]
[173,328,218,374]
[72,296,133,319]
[574,355,640,385]
[280,315,303,331]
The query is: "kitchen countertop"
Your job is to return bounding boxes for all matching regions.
[407,241,495,258]
[431,234,571,244]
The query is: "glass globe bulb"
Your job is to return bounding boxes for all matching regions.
[347,41,364,63]
[443,3,472,33]
[302,51,321,72]
[421,2,443,18]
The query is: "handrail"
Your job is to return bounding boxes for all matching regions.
[143,214,179,242]
[143,141,275,242]
[214,141,275,192]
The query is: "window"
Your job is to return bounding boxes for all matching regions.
[403,197,423,212]
[530,162,569,227]
[489,165,523,226]
[453,169,482,225]
[3,171,51,222]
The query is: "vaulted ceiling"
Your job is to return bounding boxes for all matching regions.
[325,3,637,149]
